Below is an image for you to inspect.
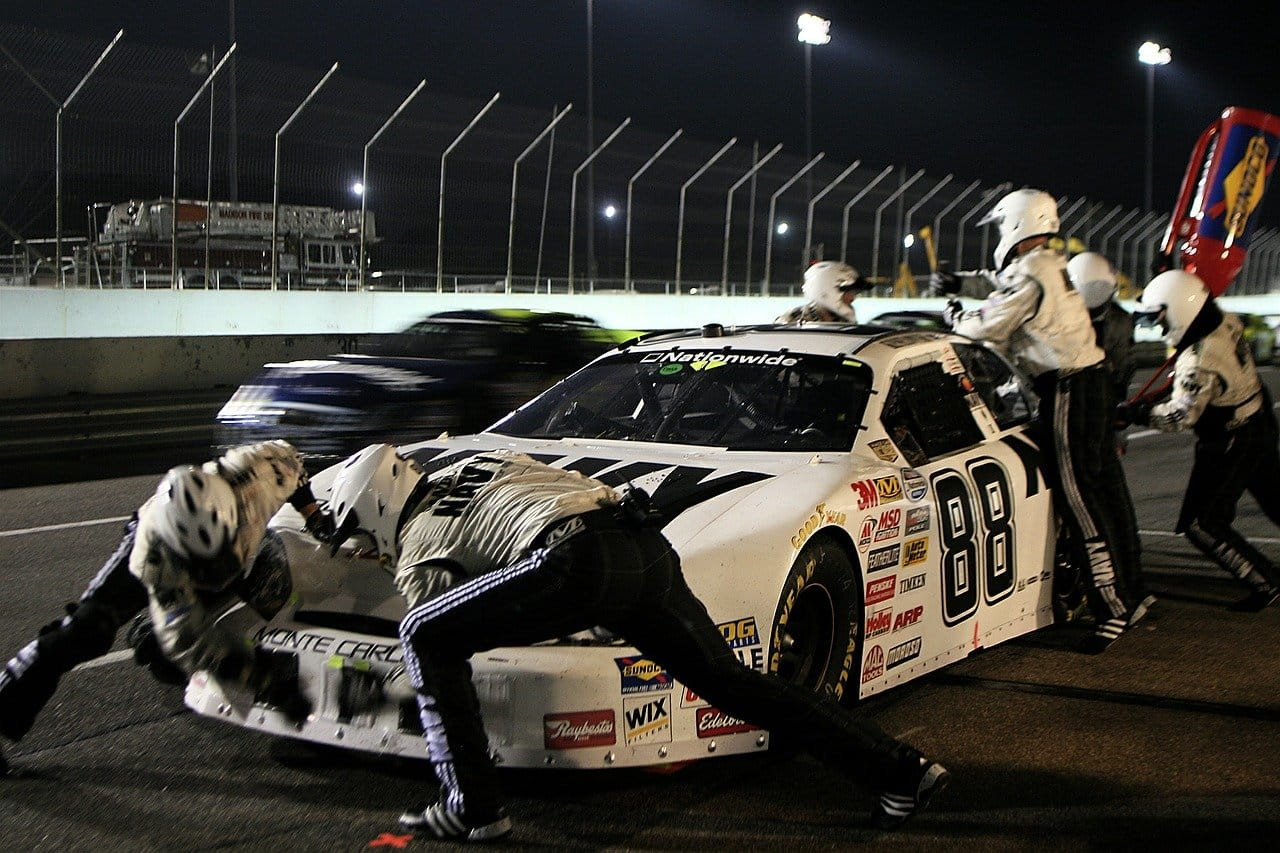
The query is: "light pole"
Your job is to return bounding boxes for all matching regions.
[1138,40,1171,212]
[797,13,830,214]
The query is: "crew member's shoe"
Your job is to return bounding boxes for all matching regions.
[398,801,512,842]
[1227,588,1280,612]
[0,741,9,777]
[870,757,951,830]
[1077,617,1127,654]
[1128,594,1158,627]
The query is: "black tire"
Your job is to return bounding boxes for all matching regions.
[768,537,861,703]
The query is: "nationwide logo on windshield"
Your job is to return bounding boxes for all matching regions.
[640,351,800,367]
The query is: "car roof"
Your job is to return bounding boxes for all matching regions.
[424,309,600,326]
[619,323,957,359]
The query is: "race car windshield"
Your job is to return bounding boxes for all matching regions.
[492,349,873,451]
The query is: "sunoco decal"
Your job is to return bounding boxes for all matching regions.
[861,645,885,683]
[886,636,922,670]
[614,656,673,694]
[544,710,616,749]
[623,695,672,744]
[899,572,926,594]
[867,544,900,573]
[696,707,759,738]
[866,575,896,605]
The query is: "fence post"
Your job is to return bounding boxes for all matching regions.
[506,104,572,292]
[955,183,1010,268]
[838,165,894,264]
[804,160,860,265]
[438,91,500,293]
[674,137,736,292]
[625,129,682,292]
[569,118,631,293]
[763,153,824,294]
[870,169,924,282]
[898,174,952,272]
[358,79,427,290]
[722,144,783,290]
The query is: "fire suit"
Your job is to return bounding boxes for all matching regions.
[396,450,930,826]
[1140,312,1280,599]
[0,441,316,756]
[951,245,1139,639]
[775,302,851,323]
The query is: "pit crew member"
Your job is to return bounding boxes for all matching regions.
[776,260,872,323]
[328,445,950,842]
[1118,270,1280,611]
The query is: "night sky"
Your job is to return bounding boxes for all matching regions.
[3,1,1278,214]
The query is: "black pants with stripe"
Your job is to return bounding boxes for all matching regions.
[0,517,148,742]
[399,522,921,821]
[1178,404,1280,593]
[1035,367,1138,622]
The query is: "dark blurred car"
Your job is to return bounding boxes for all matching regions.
[1238,313,1276,365]
[217,309,635,463]
[867,309,948,330]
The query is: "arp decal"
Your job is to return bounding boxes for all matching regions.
[865,605,892,640]
[543,710,617,749]
[868,438,899,463]
[905,506,930,536]
[886,637,923,670]
[861,645,885,683]
[899,572,926,594]
[892,605,923,632]
[623,695,672,745]
[695,707,759,739]
[866,575,896,605]
[791,503,847,550]
[902,536,928,567]
[867,544,901,573]
[614,656,673,694]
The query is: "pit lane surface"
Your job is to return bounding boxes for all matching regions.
[2,372,1279,850]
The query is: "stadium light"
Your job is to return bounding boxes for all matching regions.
[903,233,915,248]
[796,13,831,45]
[797,13,831,210]
[603,203,618,219]
[1137,41,1171,66]
[351,181,365,196]
[777,221,790,235]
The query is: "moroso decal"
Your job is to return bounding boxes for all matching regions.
[623,695,672,744]
[695,707,759,738]
[865,605,892,640]
[544,710,616,749]
[867,543,901,572]
[861,645,885,683]
[899,572,926,593]
[868,438,899,463]
[886,636,922,669]
[614,656,673,694]
[903,536,928,567]
[866,575,896,605]
[892,605,923,632]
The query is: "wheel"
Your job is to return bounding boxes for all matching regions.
[768,537,861,702]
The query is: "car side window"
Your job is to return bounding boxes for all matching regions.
[951,343,1034,430]
[880,360,984,466]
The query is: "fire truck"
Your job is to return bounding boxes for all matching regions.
[81,198,375,289]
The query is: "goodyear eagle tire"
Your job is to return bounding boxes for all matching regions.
[768,537,861,703]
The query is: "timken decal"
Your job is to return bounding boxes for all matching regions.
[543,710,616,749]
[898,572,926,594]
[866,576,896,605]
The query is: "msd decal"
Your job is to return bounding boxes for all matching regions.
[886,636,923,670]
[695,707,759,738]
[867,544,901,573]
[874,507,902,542]
[543,710,617,749]
[866,576,896,605]
[614,656,673,694]
[892,605,923,632]
[861,645,885,683]
[623,695,672,744]
[865,605,892,640]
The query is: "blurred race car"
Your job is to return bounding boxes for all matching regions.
[867,310,948,331]
[188,323,1056,769]
[216,309,634,463]
[1237,313,1276,365]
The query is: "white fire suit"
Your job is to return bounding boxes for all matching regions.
[775,302,852,324]
[951,246,1140,640]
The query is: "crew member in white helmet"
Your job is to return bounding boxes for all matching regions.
[943,189,1143,652]
[776,261,872,323]
[1118,270,1280,611]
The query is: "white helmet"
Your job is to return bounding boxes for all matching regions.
[328,444,424,560]
[1136,270,1209,346]
[1066,252,1117,310]
[152,465,238,560]
[801,261,864,321]
[979,189,1060,270]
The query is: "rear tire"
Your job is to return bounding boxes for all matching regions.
[768,538,861,703]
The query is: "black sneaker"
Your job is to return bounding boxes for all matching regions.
[1077,617,1127,654]
[870,758,950,830]
[398,801,512,842]
[1227,588,1280,612]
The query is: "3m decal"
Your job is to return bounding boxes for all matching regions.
[902,468,928,502]
[866,576,896,605]
[875,475,903,503]
[903,536,928,567]
[718,616,764,670]
[623,695,672,744]
[543,710,616,749]
[614,656,673,694]
[886,636,922,669]
[851,479,879,511]
[874,508,902,542]
[865,605,893,640]
[892,605,923,632]
[867,544,901,573]
[905,506,930,536]
[868,438,899,463]
[899,572,926,594]
[861,645,885,683]
[791,503,847,549]
[695,707,759,739]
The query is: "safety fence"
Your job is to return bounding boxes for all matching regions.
[3,23,1279,298]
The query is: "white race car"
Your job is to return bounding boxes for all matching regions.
[187,323,1056,769]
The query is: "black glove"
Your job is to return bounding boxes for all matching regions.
[1151,251,1174,275]
[304,505,337,544]
[1114,400,1152,429]
[928,265,962,296]
[942,298,964,328]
